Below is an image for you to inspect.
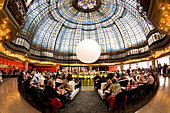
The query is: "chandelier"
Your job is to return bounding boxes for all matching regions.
[78,0,96,9]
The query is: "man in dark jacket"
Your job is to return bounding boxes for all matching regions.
[94,73,101,89]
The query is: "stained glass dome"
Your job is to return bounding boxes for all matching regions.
[78,0,97,9]
[17,0,155,62]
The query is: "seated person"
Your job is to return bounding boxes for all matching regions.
[54,76,63,88]
[44,76,48,86]
[25,76,32,94]
[109,78,121,97]
[120,73,129,80]
[75,75,81,88]
[58,80,73,100]
[55,75,63,83]
[69,77,76,89]
[114,74,119,80]
[107,73,114,79]
[151,70,157,82]
[103,79,112,100]
[107,78,121,110]
[132,74,137,84]
[147,73,154,85]
[44,79,58,101]
[31,74,38,84]
[62,74,69,82]
[100,75,107,83]
[103,79,111,92]
[146,73,155,93]
[139,72,145,81]
[18,72,24,86]
[116,71,120,78]
[44,79,63,109]
[94,73,101,89]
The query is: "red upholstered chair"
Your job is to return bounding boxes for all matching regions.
[107,92,127,112]
[107,96,115,109]
[39,92,52,113]
[49,98,62,113]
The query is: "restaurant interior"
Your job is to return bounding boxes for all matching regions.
[0,0,170,113]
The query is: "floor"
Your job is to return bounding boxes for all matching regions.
[0,76,170,113]
[60,86,155,113]
[0,78,40,113]
[81,78,94,86]
[136,75,170,113]
[60,91,110,113]
[81,85,95,91]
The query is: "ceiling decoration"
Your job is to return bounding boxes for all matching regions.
[147,0,169,35]
[18,0,154,55]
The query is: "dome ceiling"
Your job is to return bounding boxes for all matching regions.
[18,0,154,56]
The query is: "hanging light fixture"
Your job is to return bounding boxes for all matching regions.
[76,39,101,63]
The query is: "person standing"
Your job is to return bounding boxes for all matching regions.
[163,63,167,75]
[158,63,162,75]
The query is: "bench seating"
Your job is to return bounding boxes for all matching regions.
[117,79,129,87]
[98,82,106,99]
[98,79,130,99]
[68,82,80,100]
[0,76,3,82]
[69,88,80,100]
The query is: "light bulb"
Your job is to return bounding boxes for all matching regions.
[161,19,165,23]
[166,20,170,26]
[161,5,165,10]
[168,17,170,21]
[4,20,7,24]
[164,27,168,32]
[164,12,168,17]
[0,4,2,10]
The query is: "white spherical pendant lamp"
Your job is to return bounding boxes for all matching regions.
[76,39,101,63]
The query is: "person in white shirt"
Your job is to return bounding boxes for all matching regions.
[146,73,155,94]
[147,73,154,85]
[69,77,76,89]
[31,74,38,84]
[139,72,145,81]
[55,75,63,83]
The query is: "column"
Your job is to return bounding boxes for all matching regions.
[56,64,60,72]
[120,63,123,73]
[69,66,72,72]
[151,57,155,70]
[89,65,92,71]
[77,66,80,72]
[25,61,28,72]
